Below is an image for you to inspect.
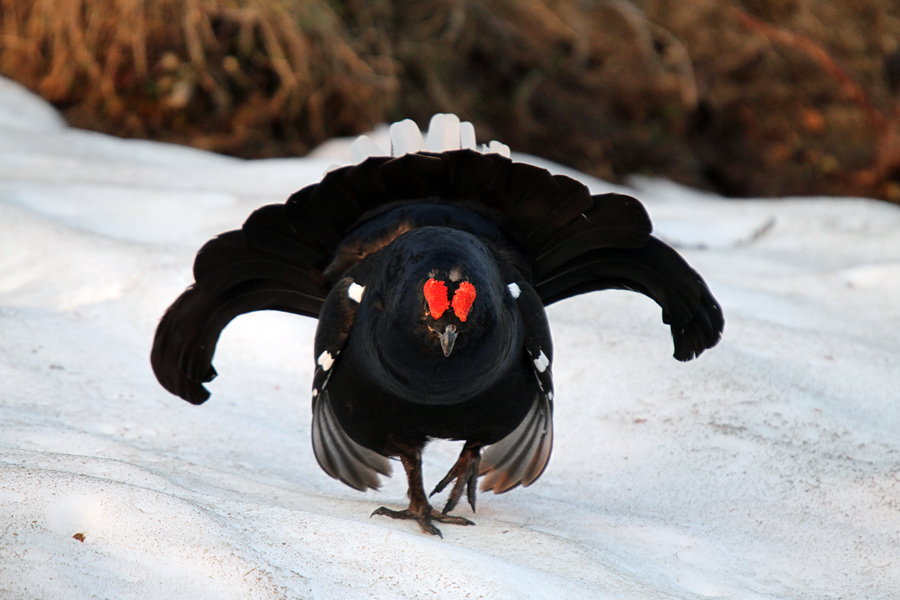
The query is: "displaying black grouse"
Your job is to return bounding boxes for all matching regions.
[151,116,724,537]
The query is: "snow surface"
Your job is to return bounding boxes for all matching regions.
[2,76,899,599]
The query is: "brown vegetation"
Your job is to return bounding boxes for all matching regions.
[2,0,899,201]
[0,0,397,155]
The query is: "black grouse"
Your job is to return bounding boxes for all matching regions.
[151,115,724,537]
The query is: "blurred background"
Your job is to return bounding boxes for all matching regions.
[2,0,899,202]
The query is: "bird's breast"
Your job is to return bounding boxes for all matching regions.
[355,310,522,406]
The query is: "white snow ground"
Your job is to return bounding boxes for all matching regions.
[1,76,899,599]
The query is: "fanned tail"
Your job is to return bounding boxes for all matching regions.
[153,144,723,406]
[331,149,723,359]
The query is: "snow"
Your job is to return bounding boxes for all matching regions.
[2,76,899,599]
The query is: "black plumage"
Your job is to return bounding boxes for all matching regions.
[151,147,723,536]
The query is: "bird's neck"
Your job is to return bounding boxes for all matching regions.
[363,312,522,406]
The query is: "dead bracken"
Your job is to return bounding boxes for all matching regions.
[1,0,899,201]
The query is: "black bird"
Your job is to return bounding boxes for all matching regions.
[151,119,723,536]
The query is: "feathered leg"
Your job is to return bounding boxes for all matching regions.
[371,445,474,537]
[430,442,481,514]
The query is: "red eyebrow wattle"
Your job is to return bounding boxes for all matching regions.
[423,278,450,319]
[452,281,476,322]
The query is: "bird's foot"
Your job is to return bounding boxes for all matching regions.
[430,444,481,514]
[371,505,474,538]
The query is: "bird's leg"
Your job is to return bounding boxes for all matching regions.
[371,446,474,537]
[430,441,482,515]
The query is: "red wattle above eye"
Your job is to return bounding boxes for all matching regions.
[452,281,476,322]
[423,278,450,319]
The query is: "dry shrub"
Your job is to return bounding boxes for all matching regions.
[0,0,398,155]
[348,0,900,200]
[3,0,900,200]
[648,0,900,199]
[336,0,729,183]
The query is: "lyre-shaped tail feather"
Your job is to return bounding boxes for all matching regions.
[153,145,722,406]
[534,236,724,360]
[151,226,330,404]
[303,149,721,360]
[304,150,653,266]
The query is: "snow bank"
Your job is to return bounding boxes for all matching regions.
[2,77,899,599]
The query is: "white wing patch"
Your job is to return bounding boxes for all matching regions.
[533,350,550,373]
[507,282,521,299]
[347,282,365,303]
[317,351,336,371]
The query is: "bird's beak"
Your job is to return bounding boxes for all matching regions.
[439,324,458,357]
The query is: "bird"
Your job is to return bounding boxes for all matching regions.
[151,114,724,537]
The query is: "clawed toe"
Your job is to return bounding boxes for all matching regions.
[374,445,480,537]
[430,443,481,514]
[371,505,473,537]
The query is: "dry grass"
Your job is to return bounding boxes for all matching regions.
[2,0,900,200]
[0,0,398,155]
[340,0,900,200]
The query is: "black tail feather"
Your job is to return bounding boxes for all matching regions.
[193,230,328,297]
[153,220,329,403]
[151,279,325,404]
[152,149,723,405]
[242,203,335,263]
[534,237,723,360]
[532,194,654,280]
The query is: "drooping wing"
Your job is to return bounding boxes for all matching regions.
[310,276,392,491]
[480,281,554,494]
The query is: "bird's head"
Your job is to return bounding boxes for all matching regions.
[358,225,520,401]
[421,265,478,357]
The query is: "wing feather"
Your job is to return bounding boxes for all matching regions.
[312,391,392,491]
[480,392,553,493]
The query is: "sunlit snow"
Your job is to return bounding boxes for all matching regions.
[2,76,899,599]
